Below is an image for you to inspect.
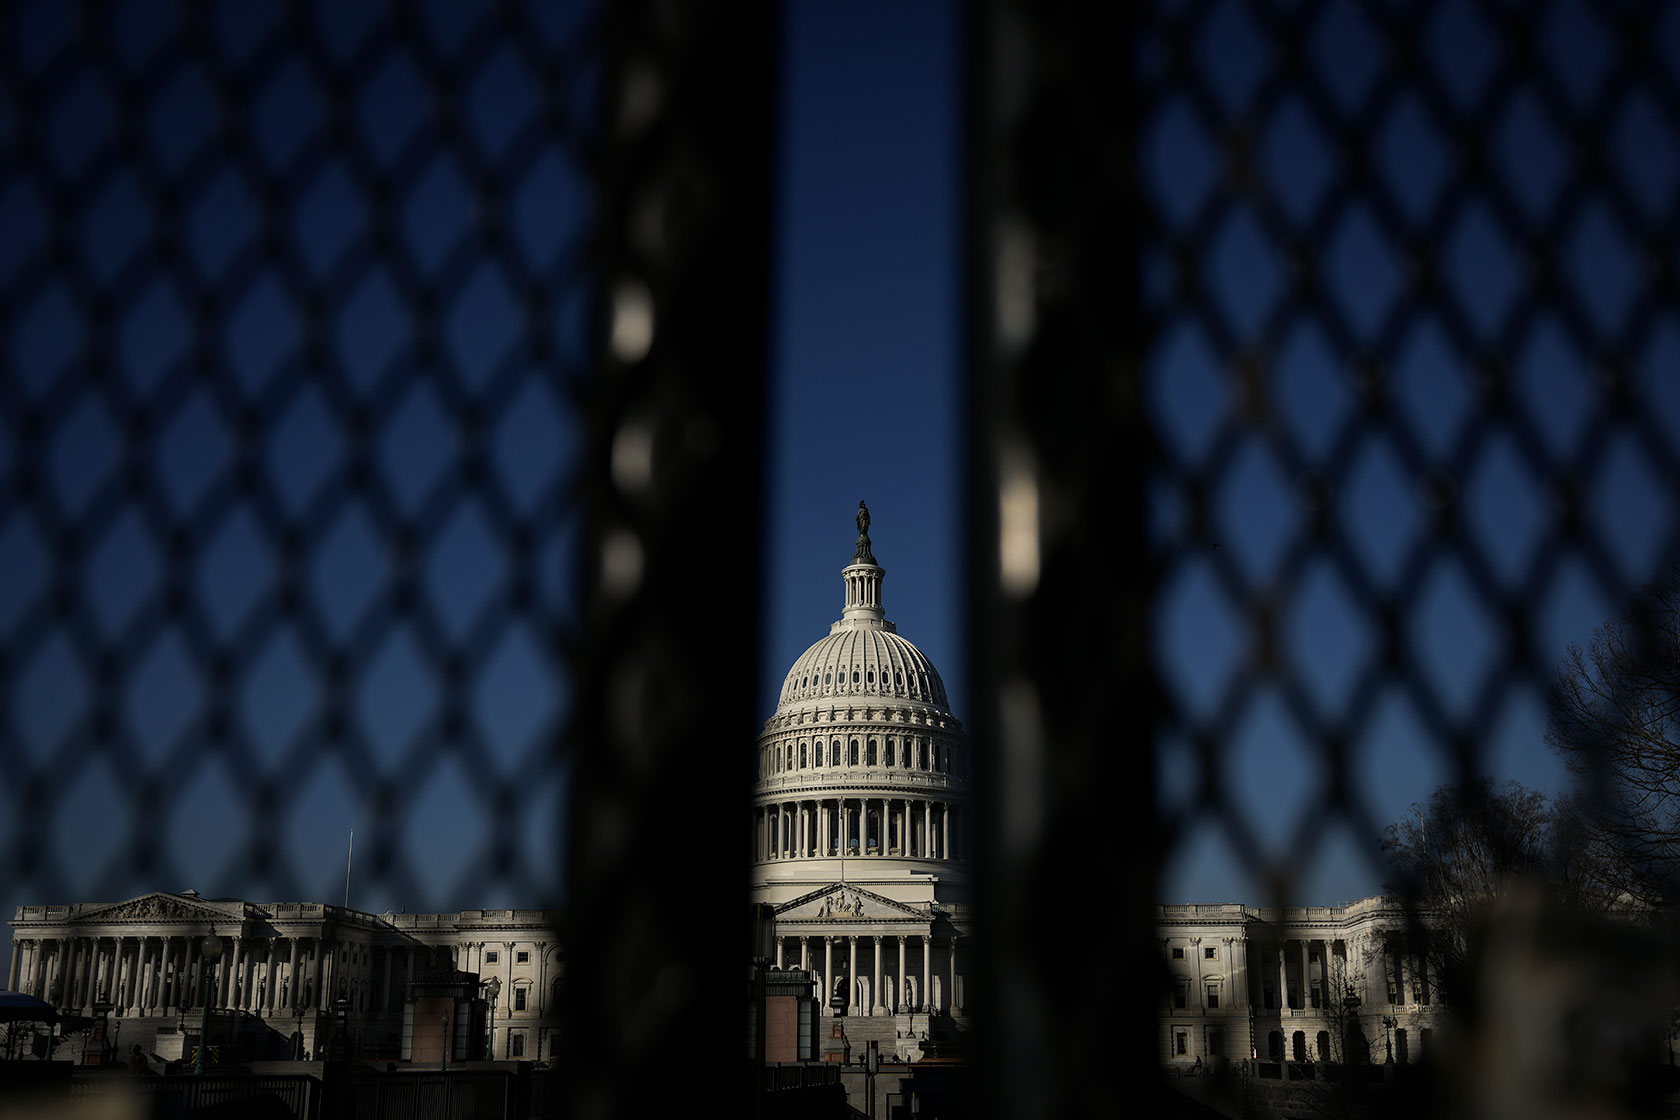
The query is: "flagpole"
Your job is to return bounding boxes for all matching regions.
[344,829,354,909]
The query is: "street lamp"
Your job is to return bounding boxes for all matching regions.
[1381,1015,1396,1063]
[195,928,223,1075]
[483,977,501,1060]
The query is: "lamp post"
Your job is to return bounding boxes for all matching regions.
[1381,1015,1396,1063]
[195,928,224,1075]
[483,977,501,1060]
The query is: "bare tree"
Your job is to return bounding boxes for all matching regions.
[1379,780,1561,1006]
[1548,572,1680,907]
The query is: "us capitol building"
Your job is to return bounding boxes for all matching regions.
[8,505,1438,1069]
[751,505,971,1059]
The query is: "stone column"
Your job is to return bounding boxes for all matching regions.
[61,939,78,1008]
[923,799,932,857]
[942,804,950,858]
[848,937,859,1015]
[265,939,279,1013]
[897,937,907,1012]
[110,936,125,1012]
[41,942,59,1006]
[1319,941,1332,1008]
[871,936,884,1015]
[949,937,959,1014]
[186,937,201,1010]
[799,937,809,972]
[6,938,18,992]
[286,939,300,1009]
[1277,942,1288,1010]
[922,936,931,1012]
[138,938,154,1013]
[824,937,834,1017]
[1300,941,1311,1009]
[775,938,784,969]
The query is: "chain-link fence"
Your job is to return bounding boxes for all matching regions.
[968,0,1680,1116]
[8,0,1680,1115]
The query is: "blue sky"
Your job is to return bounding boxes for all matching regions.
[4,0,1680,930]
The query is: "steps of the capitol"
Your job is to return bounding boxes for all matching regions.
[821,1012,967,1063]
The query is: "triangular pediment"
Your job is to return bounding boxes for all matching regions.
[774,884,927,922]
[76,893,236,924]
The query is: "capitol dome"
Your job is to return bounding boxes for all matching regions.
[753,503,967,879]
[775,599,950,711]
[750,503,970,1024]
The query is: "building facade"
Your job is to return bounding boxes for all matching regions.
[1158,896,1446,1071]
[752,507,970,1049]
[8,891,561,1062]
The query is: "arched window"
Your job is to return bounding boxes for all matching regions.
[800,743,807,768]
[825,671,832,685]
[812,740,822,767]
[895,671,903,688]
[777,746,784,772]
[1268,1032,1283,1061]
[1315,1031,1330,1061]
[832,740,842,766]
[850,739,859,766]
[866,739,877,766]
[884,739,894,766]
[852,670,860,684]
[1291,1031,1305,1061]
[867,669,874,685]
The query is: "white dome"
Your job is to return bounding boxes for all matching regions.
[777,625,950,710]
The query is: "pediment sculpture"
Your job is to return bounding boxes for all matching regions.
[80,894,224,923]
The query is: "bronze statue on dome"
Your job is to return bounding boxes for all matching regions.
[854,501,876,564]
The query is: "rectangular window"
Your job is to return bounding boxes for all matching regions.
[1203,946,1216,960]
[1175,1031,1188,1056]
[1174,980,1188,1009]
[1387,981,1397,1004]
[1205,983,1219,1009]
[486,951,499,964]
[1207,1029,1224,1058]
[511,1033,525,1057]
[514,988,527,1010]
[1171,946,1184,959]
[516,951,529,964]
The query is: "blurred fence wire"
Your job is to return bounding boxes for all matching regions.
[968,0,1680,1116]
[6,0,1680,1116]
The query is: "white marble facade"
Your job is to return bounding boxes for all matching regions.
[9,891,562,1061]
[1158,896,1447,1070]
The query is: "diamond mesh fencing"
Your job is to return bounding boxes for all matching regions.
[0,0,775,1110]
[1,0,594,925]
[967,0,1680,1116]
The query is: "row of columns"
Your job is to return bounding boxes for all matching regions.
[755,797,961,861]
[1255,936,1428,1011]
[772,933,962,1017]
[7,934,418,1018]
